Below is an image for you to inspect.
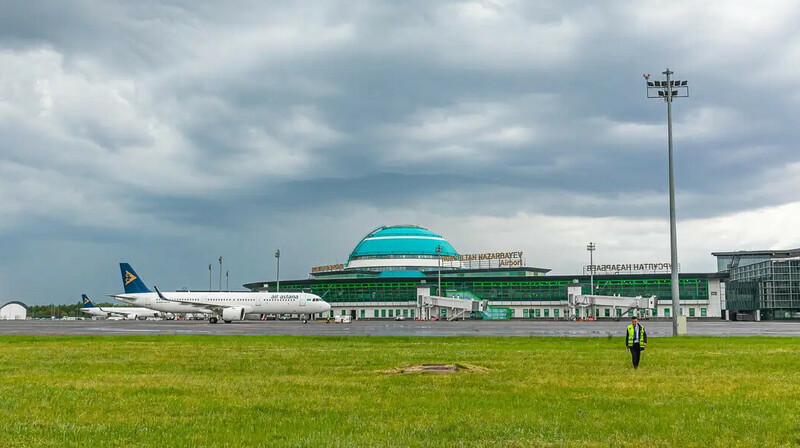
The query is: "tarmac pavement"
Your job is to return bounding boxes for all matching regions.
[2,319,800,337]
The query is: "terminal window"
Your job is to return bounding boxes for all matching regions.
[652,308,657,317]
[360,310,365,319]
[544,309,550,318]
[701,308,707,317]
[616,309,622,317]
[664,308,670,317]
[535,309,541,317]
[381,309,386,318]
[410,309,415,318]
[689,308,695,317]
[388,309,393,318]
[329,310,334,318]
[374,310,379,318]
[403,309,408,317]
[554,309,559,318]
[604,309,610,317]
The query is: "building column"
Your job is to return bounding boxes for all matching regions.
[725,310,729,321]
[755,310,761,322]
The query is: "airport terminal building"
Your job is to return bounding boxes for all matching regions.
[245,225,725,320]
[714,248,800,320]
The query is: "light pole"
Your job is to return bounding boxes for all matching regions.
[208,263,212,290]
[275,249,281,292]
[644,68,689,336]
[586,242,596,295]
[435,245,443,296]
[226,270,229,292]
[218,256,223,292]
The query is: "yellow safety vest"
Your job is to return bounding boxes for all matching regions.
[626,324,645,347]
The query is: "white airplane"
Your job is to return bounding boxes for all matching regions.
[80,294,162,320]
[112,263,331,324]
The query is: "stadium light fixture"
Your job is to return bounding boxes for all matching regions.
[644,68,689,336]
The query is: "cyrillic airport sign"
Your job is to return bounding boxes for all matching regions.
[583,263,678,275]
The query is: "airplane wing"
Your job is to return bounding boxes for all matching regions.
[153,286,223,314]
[97,307,135,319]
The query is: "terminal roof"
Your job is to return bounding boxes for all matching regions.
[711,248,800,257]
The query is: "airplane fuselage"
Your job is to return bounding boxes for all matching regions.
[112,291,330,316]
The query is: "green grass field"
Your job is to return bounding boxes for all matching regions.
[1,336,799,447]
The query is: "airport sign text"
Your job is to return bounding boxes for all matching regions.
[311,263,345,273]
[459,251,523,261]
[585,263,675,274]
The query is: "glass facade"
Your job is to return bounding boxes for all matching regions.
[271,276,710,305]
[725,259,800,317]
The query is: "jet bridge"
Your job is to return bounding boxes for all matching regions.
[567,286,657,320]
[416,287,484,321]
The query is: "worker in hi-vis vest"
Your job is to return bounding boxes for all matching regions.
[625,316,647,369]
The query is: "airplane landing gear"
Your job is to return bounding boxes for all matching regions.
[209,316,218,324]
[301,314,308,324]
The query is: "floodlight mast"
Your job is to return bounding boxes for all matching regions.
[435,245,443,296]
[587,242,596,295]
[644,68,689,336]
[275,249,281,292]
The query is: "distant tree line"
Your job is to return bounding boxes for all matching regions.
[26,302,119,319]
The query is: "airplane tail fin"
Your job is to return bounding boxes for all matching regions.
[119,263,152,294]
[81,294,96,308]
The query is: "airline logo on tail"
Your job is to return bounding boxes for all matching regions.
[81,294,96,308]
[124,271,138,286]
[119,263,152,294]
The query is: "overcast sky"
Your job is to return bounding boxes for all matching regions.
[2,0,800,304]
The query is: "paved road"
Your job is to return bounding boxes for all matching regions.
[2,319,800,337]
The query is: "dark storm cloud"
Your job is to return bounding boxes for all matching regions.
[2,0,800,302]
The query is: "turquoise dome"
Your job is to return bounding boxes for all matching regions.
[348,225,458,261]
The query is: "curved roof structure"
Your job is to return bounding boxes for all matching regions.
[0,301,27,310]
[348,225,458,261]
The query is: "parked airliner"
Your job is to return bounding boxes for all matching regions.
[80,294,161,320]
[112,263,330,324]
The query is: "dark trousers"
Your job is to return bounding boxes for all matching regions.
[629,345,642,368]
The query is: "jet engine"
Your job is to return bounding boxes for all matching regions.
[127,314,138,321]
[222,307,246,323]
